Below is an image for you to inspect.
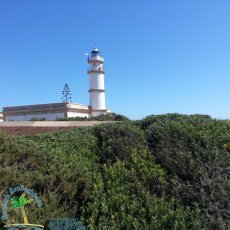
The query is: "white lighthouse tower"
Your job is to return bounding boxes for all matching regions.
[88,47,107,116]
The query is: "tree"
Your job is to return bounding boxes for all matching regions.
[61,83,72,103]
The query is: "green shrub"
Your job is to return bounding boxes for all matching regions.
[84,161,205,230]
[0,129,99,226]
[139,114,230,229]
[1,113,229,229]
[93,122,146,164]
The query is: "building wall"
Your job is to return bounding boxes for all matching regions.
[67,112,89,118]
[91,110,107,117]
[0,113,3,122]
[4,112,65,121]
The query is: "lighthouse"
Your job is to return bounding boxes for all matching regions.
[2,47,111,121]
[88,47,107,116]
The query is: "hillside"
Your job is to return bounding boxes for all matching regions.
[0,114,229,229]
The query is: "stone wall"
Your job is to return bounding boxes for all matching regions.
[0,121,115,136]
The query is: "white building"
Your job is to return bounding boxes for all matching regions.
[0,113,3,122]
[2,47,109,121]
[3,102,90,121]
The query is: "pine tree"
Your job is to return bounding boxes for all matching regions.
[62,84,72,103]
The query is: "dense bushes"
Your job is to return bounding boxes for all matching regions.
[138,114,230,229]
[93,122,146,164]
[0,114,229,229]
[0,129,99,226]
[85,160,204,230]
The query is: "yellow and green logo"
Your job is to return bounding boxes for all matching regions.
[1,185,44,229]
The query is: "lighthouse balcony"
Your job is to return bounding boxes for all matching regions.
[88,67,105,74]
[89,56,104,64]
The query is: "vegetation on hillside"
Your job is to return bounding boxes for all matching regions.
[0,114,229,229]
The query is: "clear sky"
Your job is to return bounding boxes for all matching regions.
[0,0,230,119]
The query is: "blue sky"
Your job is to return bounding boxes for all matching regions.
[0,0,230,119]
